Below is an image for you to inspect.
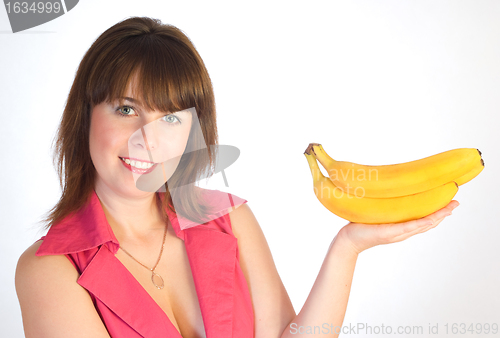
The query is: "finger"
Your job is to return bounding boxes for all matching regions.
[448,200,460,210]
[380,217,433,244]
[399,217,434,236]
[378,200,460,244]
[390,218,435,242]
[424,200,460,225]
[391,207,454,242]
[418,217,444,233]
[439,199,460,216]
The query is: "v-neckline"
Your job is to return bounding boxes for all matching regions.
[111,252,185,337]
[102,203,187,337]
[77,223,239,338]
[107,215,188,337]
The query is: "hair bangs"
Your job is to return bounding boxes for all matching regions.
[88,33,205,114]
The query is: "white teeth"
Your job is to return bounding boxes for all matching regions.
[121,157,154,169]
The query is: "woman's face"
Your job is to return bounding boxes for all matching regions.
[89,75,193,198]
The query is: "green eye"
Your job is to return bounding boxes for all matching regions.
[117,106,135,116]
[163,114,181,124]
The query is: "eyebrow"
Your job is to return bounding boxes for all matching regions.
[118,97,142,104]
[116,97,192,114]
[117,96,149,110]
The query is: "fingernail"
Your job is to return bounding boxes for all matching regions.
[426,220,434,225]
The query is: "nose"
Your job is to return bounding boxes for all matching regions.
[129,118,161,152]
[141,121,159,151]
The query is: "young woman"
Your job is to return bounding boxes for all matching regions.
[15,16,459,338]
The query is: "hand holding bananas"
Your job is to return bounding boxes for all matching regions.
[304,143,483,224]
[336,200,459,255]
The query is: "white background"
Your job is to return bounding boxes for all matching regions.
[1,1,499,337]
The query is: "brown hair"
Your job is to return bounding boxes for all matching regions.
[40,16,219,230]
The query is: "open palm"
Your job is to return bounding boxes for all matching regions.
[338,200,460,255]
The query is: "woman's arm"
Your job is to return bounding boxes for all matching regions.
[15,241,111,338]
[228,204,296,337]
[281,231,357,338]
[229,200,459,338]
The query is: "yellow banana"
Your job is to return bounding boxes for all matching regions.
[454,159,484,186]
[309,143,483,198]
[304,151,458,224]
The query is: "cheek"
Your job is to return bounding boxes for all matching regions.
[89,111,124,164]
[155,123,193,158]
[174,123,194,157]
[180,117,194,149]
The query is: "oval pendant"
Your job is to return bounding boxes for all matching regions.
[151,271,164,290]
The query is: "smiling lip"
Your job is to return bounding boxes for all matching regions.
[120,156,155,164]
[119,157,158,174]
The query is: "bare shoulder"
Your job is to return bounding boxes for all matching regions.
[226,203,296,335]
[15,240,111,338]
[16,240,65,275]
[16,240,76,291]
[228,203,261,238]
[226,203,273,267]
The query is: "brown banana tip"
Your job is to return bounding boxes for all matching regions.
[304,143,321,155]
[311,143,321,155]
[304,144,313,155]
[481,158,484,167]
[477,149,482,156]
[454,181,459,188]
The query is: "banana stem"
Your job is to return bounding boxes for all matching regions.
[304,143,321,155]
[312,144,336,169]
[304,152,326,181]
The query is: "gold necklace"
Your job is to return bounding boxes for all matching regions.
[119,223,168,290]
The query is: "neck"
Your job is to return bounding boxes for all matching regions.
[94,180,166,242]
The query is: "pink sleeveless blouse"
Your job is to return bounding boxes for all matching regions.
[35,189,255,337]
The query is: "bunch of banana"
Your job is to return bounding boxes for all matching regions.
[304,143,484,224]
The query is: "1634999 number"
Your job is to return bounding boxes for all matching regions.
[5,2,62,14]
[444,323,498,335]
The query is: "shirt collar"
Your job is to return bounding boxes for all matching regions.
[36,188,244,257]
[36,190,120,256]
